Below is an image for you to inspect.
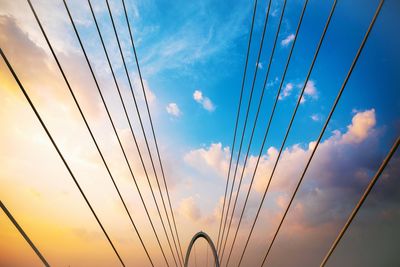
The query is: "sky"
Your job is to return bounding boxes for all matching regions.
[0,0,399,266]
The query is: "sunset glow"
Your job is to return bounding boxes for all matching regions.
[1,0,399,266]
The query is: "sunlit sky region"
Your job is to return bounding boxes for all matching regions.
[0,0,399,266]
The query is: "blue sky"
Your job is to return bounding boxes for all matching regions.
[105,0,400,152]
[0,0,399,266]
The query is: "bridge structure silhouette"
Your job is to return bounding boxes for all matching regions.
[1,0,398,266]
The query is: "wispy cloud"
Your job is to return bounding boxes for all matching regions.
[310,114,322,122]
[279,80,318,104]
[184,109,378,195]
[271,8,279,17]
[184,142,229,178]
[186,110,383,237]
[281,33,295,47]
[267,76,279,88]
[132,1,251,76]
[193,90,216,112]
[166,102,182,117]
[279,82,294,100]
[300,80,318,104]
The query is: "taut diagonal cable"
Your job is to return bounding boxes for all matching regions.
[221,0,287,265]
[32,0,154,264]
[216,0,258,253]
[0,201,50,266]
[320,138,397,266]
[0,46,125,266]
[219,0,275,263]
[104,0,179,265]
[224,1,309,266]
[233,1,338,266]
[260,1,384,265]
[64,0,192,264]
[61,0,175,265]
[121,0,185,264]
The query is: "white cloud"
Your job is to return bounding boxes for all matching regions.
[184,109,377,198]
[304,80,318,98]
[251,109,377,194]
[278,80,318,103]
[279,83,294,100]
[300,80,318,104]
[184,143,230,178]
[193,90,216,112]
[143,81,156,104]
[178,196,201,221]
[202,98,215,111]
[341,109,376,144]
[197,110,384,251]
[193,90,203,102]
[0,14,106,118]
[310,114,321,122]
[166,102,182,117]
[281,34,295,47]
[132,76,156,105]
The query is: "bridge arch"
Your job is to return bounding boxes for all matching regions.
[184,231,220,267]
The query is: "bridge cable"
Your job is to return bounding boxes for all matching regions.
[219,0,276,260]
[104,0,180,265]
[216,0,259,253]
[121,0,185,264]
[238,0,337,266]
[220,0,287,264]
[103,1,179,265]
[69,1,191,266]
[0,201,50,266]
[320,138,397,267]
[224,0,310,265]
[259,1,384,265]
[78,0,181,265]
[219,0,334,265]
[0,46,125,266]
